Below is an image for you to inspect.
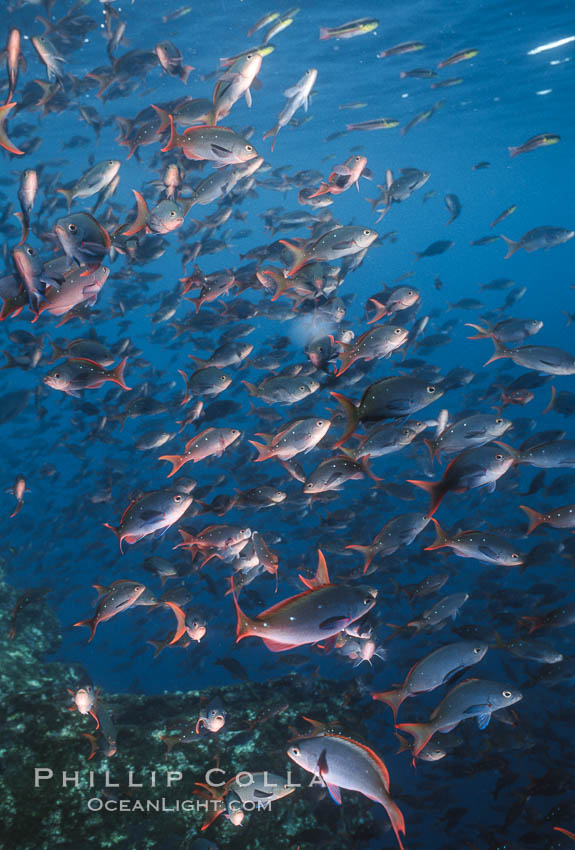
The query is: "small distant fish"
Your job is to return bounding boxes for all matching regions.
[414,240,453,260]
[438,48,478,68]
[319,18,379,40]
[378,41,425,58]
[491,204,517,229]
[346,118,399,131]
[508,133,560,157]
[444,194,461,225]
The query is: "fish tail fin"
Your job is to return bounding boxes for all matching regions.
[232,592,258,642]
[248,440,275,462]
[542,385,556,415]
[186,296,201,313]
[395,721,433,757]
[508,146,519,158]
[484,336,510,366]
[384,797,406,850]
[329,391,359,447]
[56,187,74,212]
[298,549,330,589]
[335,349,357,376]
[500,234,519,259]
[372,688,405,722]
[177,369,190,406]
[188,354,208,366]
[159,734,179,753]
[423,438,437,461]
[345,544,376,574]
[406,479,445,516]
[158,454,187,478]
[263,124,279,150]
[111,356,131,390]
[123,189,149,236]
[151,103,171,133]
[160,114,180,152]
[424,516,449,549]
[319,27,331,40]
[359,454,382,483]
[9,500,24,518]
[13,211,29,246]
[518,615,543,634]
[147,639,166,658]
[308,182,330,198]
[366,297,388,324]
[181,65,194,85]
[73,617,97,642]
[279,239,307,277]
[465,322,492,340]
[163,601,187,644]
[242,380,259,397]
[0,102,24,155]
[103,522,125,554]
[519,505,545,535]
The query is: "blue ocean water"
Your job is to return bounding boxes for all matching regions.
[1,0,575,847]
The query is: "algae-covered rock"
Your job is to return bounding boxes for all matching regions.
[0,568,379,850]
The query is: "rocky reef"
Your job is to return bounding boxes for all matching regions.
[0,563,379,850]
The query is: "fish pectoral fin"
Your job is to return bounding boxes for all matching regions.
[463,703,490,716]
[476,712,491,730]
[325,782,342,805]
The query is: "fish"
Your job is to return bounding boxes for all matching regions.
[104,481,195,552]
[234,550,377,651]
[346,118,399,131]
[500,226,574,258]
[508,133,560,157]
[162,121,258,164]
[397,678,522,755]
[319,18,379,40]
[519,503,575,534]
[73,580,150,642]
[331,376,443,446]
[6,474,28,518]
[155,41,194,84]
[0,101,24,155]
[437,48,479,68]
[490,204,517,229]
[57,161,121,211]
[373,641,488,720]
[287,732,406,850]
[159,427,241,476]
[425,519,524,566]
[43,358,130,397]
[263,68,318,151]
[378,41,426,58]
[407,443,516,515]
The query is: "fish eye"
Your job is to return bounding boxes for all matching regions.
[108,160,114,165]
[169,210,176,216]
[173,494,183,503]
[299,385,306,392]
[291,747,300,756]
[502,690,512,698]
[511,553,519,559]
[245,144,254,152]
[496,418,503,423]
[26,247,34,255]
[394,328,402,334]
[495,453,503,460]
[473,646,482,654]
[68,223,77,233]
[220,374,227,381]
[363,229,371,236]
[53,372,61,379]
[363,596,372,605]
[247,53,253,59]
[316,420,324,426]
[426,385,436,394]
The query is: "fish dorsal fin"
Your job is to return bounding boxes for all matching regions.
[299,549,330,589]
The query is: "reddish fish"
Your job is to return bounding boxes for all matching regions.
[233,550,377,652]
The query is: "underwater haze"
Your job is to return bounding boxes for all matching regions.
[1,0,575,848]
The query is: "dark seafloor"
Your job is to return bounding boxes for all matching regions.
[0,1,574,849]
